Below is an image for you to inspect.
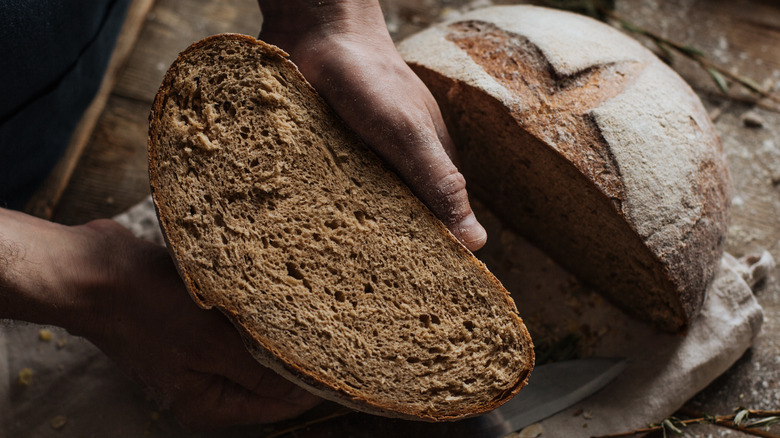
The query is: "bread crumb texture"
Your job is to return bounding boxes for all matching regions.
[149,35,532,420]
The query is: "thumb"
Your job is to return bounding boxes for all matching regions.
[402,139,487,251]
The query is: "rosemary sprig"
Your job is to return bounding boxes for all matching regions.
[591,408,780,438]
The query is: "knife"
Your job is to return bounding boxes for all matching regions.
[447,357,627,438]
[275,357,626,438]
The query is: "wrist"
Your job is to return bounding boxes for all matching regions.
[0,209,122,338]
[258,0,390,57]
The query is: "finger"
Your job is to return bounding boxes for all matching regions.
[191,309,319,403]
[426,96,460,166]
[193,312,280,389]
[404,143,487,251]
[173,377,319,430]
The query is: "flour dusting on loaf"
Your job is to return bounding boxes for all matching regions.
[398,6,730,332]
[148,34,533,421]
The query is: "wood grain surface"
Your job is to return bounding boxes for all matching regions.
[30,0,779,436]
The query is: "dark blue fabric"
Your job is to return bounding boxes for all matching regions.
[0,0,132,209]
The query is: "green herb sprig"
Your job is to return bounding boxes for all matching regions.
[592,408,780,438]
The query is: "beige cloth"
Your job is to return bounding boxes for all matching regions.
[0,197,767,437]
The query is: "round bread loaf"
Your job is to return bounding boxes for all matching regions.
[398,6,731,332]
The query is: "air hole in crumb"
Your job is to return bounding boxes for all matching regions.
[463,320,475,331]
[406,357,420,364]
[286,262,305,280]
[464,378,476,385]
[324,219,341,229]
[261,129,270,137]
[334,290,346,302]
[431,314,441,324]
[285,295,293,302]
[420,314,431,327]
[353,210,371,225]
[213,214,226,228]
[363,283,374,294]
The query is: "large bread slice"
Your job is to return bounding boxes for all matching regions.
[147,34,533,421]
[398,6,731,333]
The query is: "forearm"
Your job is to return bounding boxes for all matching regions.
[0,208,108,335]
[258,0,389,54]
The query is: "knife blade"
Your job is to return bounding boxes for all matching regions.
[463,357,627,437]
[277,357,626,438]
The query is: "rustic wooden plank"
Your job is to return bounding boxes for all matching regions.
[113,0,261,103]
[23,0,156,219]
[52,96,152,225]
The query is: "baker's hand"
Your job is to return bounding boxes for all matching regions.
[0,210,319,430]
[82,220,321,429]
[259,0,487,251]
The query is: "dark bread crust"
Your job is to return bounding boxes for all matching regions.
[148,34,533,421]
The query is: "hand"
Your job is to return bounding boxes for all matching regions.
[0,210,320,430]
[259,0,487,251]
[84,220,321,429]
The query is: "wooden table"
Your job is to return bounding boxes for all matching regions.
[25,0,780,436]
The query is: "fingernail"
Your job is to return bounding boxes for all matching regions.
[456,214,487,251]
